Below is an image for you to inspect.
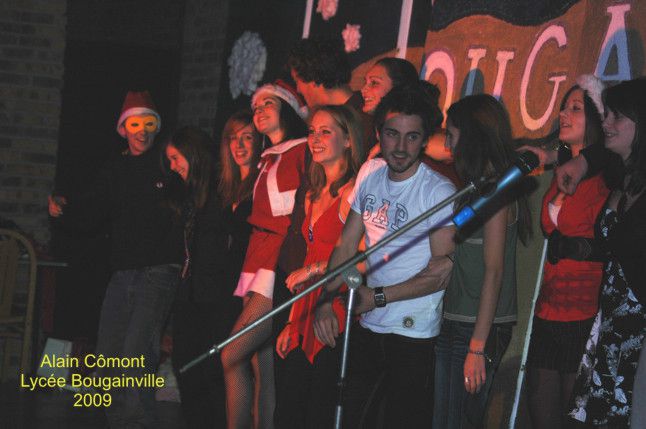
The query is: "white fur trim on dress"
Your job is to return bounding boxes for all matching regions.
[266,153,297,217]
[257,138,306,217]
[260,137,306,157]
[235,269,276,299]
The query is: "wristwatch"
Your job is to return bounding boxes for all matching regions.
[373,287,387,308]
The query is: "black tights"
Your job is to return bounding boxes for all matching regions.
[221,292,275,429]
[527,367,577,429]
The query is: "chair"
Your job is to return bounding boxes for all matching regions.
[0,228,37,381]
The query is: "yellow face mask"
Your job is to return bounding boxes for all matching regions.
[125,115,159,134]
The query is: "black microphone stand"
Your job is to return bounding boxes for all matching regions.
[180,182,478,428]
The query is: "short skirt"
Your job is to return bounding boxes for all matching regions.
[234,228,285,299]
[526,316,594,372]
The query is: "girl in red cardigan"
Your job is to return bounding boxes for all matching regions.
[526,75,609,429]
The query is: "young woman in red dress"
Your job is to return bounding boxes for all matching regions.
[221,81,308,429]
[274,104,365,428]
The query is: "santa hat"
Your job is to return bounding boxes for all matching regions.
[576,75,605,118]
[251,80,308,119]
[116,90,161,137]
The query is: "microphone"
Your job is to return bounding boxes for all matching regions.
[452,151,539,228]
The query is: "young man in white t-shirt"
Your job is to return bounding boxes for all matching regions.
[314,83,456,427]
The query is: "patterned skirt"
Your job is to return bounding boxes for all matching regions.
[569,258,646,427]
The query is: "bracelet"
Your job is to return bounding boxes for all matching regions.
[467,349,492,363]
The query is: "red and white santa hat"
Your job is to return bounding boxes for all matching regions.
[251,80,308,119]
[576,75,605,118]
[116,90,161,137]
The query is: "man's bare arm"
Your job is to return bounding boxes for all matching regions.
[382,225,456,303]
[320,209,365,297]
[353,225,456,314]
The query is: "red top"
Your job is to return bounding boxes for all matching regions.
[286,196,347,363]
[248,139,307,235]
[535,174,609,321]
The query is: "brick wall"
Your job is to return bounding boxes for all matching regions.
[0,0,230,244]
[176,0,231,133]
[0,0,67,245]
[66,0,184,48]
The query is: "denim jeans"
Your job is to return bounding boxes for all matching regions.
[95,264,179,429]
[433,320,512,429]
[343,323,436,429]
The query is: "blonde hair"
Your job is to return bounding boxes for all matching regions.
[308,105,366,201]
[218,110,262,207]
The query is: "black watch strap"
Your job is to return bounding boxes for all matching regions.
[374,287,386,308]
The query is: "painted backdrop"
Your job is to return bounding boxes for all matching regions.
[217,0,645,140]
[214,2,646,425]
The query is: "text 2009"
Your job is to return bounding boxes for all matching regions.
[73,392,112,407]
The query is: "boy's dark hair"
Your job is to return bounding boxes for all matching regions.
[287,38,351,88]
[373,82,443,139]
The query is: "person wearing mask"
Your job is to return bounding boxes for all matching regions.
[48,91,183,428]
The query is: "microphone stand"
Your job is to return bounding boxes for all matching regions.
[334,265,362,429]
[179,182,480,427]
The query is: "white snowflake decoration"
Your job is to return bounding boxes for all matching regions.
[228,31,267,99]
[317,0,338,21]
[342,23,361,53]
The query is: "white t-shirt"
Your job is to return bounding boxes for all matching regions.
[350,159,456,338]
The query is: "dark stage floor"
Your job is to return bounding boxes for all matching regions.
[0,381,185,429]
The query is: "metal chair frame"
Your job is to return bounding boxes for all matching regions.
[0,228,37,381]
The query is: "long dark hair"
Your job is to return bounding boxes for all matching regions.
[163,126,214,217]
[603,77,646,194]
[218,110,262,207]
[560,84,605,149]
[278,100,308,142]
[375,57,418,88]
[307,105,366,202]
[447,94,532,244]
[511,84,605,166]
